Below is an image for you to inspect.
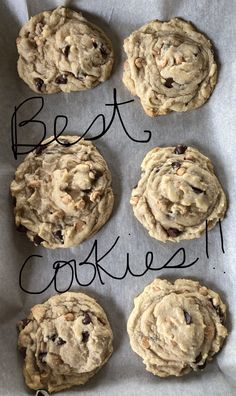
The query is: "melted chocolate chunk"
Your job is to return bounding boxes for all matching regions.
[35,145,47,155]
[53,230,64,244]
[55,75,68,84]
[183,310,192,325]
[97,317,106,325]
[164,78,174,88]
[171,161,181,169]
[21,318,31,328]
[77,73,86,81]
[198,360,207,370]
[215,306,225,324]
[94,170,103,180]
[34,78,44,91]
[82,331,90,342]
[19,346,26,356]
[82,313,91,325]
[92,41,98,48]
[37,392,47,396]
[17,224,27,233]
[100,44,108,57]
[195,353,202,363]
[166,228,181,237]
[60,139,71,147]
[192,186,204,194]
[49,334,57,342]
[38,352,47,362]
[34,235,44,246]
[82,189,91,193]
[63,45,70,57]
[56,337,66,346]
[174,145,187,155]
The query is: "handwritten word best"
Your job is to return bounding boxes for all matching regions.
[11,88,152,159]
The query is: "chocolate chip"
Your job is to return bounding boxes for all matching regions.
[56,337,66,346]
[38,352,47,362]
[174,145,187,155]
[164,78,174,88]
[34,78,44,91]
[19,346,26,356]
[63,45,70,57]
[55,75,67,84]
[92,41,98,48]
[81,189,91,193]
[171,161,181,169]
[49,334,57,342]
[166,228,181,237]
[94,170,103,180]
[58,139,70,148]
[100,44,108,57]
[82,331,89,342]
[17,224,27,233]
[35,145,46,155]
[21,318,31,328]
[53,230,64,244]
[77,73,87,81]
[192,186,204,194]
[195,353,202,363]
[198,360,207,370]
[183,310,192,325]
[82,313,91,325]
[12,197,16,207]
[34,235,44,246]
[97,317,106,325]
[215,306,225,324]
[36,392,47,396]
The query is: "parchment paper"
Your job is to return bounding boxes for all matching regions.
[0,0,236,395]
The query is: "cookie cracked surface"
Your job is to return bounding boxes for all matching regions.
[130,145,227,242]
[123,18,217,116]
[17,6,114,93]
[127,278,228,377]
[18,292,113,393]
[11,136,114,248]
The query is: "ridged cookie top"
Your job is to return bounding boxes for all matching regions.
[127,278,227,377]
[17,6,114,93]
[130,146,227,242]
[123,18,217,116]
[11,136,114,248]
[18,292,113,392]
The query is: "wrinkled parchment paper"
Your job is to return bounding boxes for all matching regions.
[0,0,236,395]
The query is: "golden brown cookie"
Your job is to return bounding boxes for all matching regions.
[130,145,226,242]
[127,278,228,377]
[18,292,113,393]
[123,18,217,116]
[11,136,114,248]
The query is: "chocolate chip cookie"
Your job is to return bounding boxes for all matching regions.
[130,145,227,242]
[18,292,113,393]
[127,278,228,377]
[17,6,114,93]
[11,136,114,248]
[123,18,217,116]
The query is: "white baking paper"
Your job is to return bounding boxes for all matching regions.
[0,0,236,395]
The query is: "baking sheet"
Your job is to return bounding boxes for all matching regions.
[0,0,236,395]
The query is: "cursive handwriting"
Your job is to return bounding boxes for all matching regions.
[11,89,152,159]
[19,236,199,294]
